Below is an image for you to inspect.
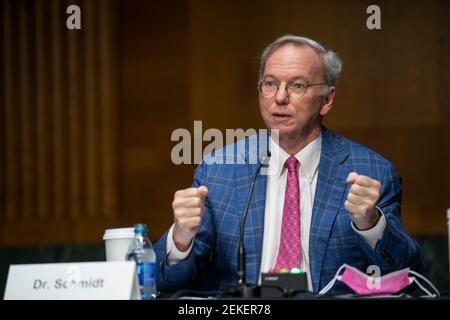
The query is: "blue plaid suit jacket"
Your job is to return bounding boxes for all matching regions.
[154,126,425,294]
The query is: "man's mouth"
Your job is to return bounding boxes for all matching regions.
[272,112,292,118]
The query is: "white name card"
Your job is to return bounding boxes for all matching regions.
[3,261,140,300]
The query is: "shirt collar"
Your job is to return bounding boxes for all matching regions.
[269,132,322,183]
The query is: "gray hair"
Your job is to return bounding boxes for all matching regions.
[258,35,342,94]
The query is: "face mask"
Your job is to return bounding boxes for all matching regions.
[319,264,439,298]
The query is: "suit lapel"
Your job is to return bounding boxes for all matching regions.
[232,129,349,289]
[309,127,349,292]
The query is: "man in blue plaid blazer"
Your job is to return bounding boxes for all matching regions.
[153,35,425,294]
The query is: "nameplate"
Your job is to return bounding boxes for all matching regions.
[3,261,140,300]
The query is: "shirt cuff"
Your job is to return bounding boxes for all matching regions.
[166,224,194,265]
[351,207,386,250]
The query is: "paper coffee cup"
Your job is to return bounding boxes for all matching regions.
[103,227,135,261]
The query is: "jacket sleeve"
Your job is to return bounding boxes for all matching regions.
[357,162,426,274]
[154,161,216,293]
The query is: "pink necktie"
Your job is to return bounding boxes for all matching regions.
[274,156,301,272]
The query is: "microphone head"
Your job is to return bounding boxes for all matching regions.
[259,153,271,166]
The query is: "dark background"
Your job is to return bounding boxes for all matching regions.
[1,0,449,294]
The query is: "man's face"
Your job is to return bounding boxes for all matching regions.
[259,44,334,139]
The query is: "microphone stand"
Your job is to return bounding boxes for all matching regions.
[236,153,270,298]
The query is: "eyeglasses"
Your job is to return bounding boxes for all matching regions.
[258,79,328,99]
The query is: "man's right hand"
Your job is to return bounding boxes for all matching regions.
[172,186,208,252]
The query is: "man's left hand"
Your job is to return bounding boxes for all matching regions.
[345,172,382,230]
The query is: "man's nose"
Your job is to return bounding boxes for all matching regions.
[275,84,289,105]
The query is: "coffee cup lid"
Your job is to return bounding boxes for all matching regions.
[103,227,134,240]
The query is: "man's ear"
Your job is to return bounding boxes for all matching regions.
[320,86,335,116]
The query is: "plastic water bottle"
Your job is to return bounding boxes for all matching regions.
[126,223,157,300]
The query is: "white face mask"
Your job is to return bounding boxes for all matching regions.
[318,264,440,298]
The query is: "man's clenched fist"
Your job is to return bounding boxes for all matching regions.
[172,186,208,252]
[345,172,382,230]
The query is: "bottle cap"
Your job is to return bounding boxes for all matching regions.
[134,223,148,236]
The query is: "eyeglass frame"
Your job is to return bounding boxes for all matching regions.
[257,79,329,99]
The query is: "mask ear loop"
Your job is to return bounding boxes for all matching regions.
[318,264,346,295]
[409,270,440,298]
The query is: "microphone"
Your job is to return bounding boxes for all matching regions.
[236,151,271,296]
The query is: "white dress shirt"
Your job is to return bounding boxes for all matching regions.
[166,133,386,292]
[259,133,321,291]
